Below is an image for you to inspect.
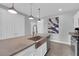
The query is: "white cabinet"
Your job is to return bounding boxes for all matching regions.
[35,45,42,56]
[14,42,47,56]
[74,11,79,28]
[42,42,47,56]
[1,9,25,39]
[14,44,35,56]
[71,37,77,56]
[35,42,47,56]
[37,20,44,33]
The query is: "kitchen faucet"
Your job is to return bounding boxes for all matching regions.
[33,24,38,36]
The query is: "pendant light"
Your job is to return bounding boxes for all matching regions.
[28,3,34,20]
[8,3,17,14]
[38,8,41,22]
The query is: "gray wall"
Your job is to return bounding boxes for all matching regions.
[43,10,77,45]
[0,8,2,39]
[58,11,75,44]
[25,18,31,35]
[0,8,25,39]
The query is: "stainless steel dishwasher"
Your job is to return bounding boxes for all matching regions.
[71,36,77,56]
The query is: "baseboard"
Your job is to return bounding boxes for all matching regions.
[50,39,71,45]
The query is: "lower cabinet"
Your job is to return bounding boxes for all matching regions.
[71,36,78,56]
[14,42,47,56]
[35,42,47,56]
[14,44,36,56]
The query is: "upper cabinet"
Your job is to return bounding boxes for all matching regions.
[0,8,25,39]
[37,19,44,34]
[74,11,79,28]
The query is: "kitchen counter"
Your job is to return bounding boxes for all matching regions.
[69,32,79,36]
[0,36,35,56]
[0,34,49,56]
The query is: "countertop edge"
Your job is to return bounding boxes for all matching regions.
[0,33,49,56]
[10,43,35,56]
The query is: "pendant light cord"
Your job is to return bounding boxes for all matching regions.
[38,8,40,20]
[30,3,33,16]
[38,8,40,19]
[12,3,14,8]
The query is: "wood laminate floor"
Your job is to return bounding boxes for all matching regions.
[46,41,74,56]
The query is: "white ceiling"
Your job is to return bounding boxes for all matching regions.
[1,3,79,18]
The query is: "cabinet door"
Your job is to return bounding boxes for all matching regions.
[35,45,42,56]
[74,12,79,28]
[35,42,47,56]
[14,44,35,56]
[41,42,47,56]
[71,37,77,56]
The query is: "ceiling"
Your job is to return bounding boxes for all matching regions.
[1,3,79,18]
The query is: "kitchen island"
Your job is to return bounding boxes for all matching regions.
[0,34,50,56]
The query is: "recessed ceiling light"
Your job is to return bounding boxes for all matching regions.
[58,9,62,11]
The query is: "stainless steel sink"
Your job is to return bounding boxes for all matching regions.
[28,36,42,41]
[28,36,47,48]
